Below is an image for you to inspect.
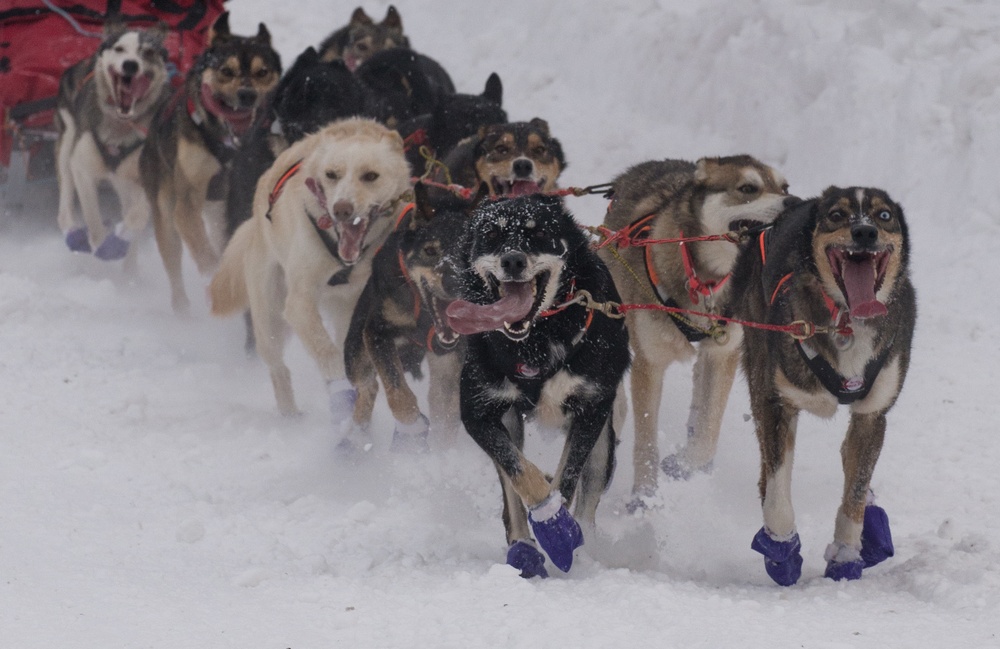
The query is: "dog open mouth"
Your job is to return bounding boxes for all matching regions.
[826,246,892,319]
[422,283,460,349]
[491,177,545,197]
[199,83,256,136]
[728,217,769,233]
[336,215,369,265]
[110,68,152,117]
[446,271,550,340]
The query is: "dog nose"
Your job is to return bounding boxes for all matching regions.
[237,88,258,108]
[122,60,139,77]
[851,223,879,246]
[500,251,528,278]
[512,158,534,178]
[783,196,801,208]
[332,200,354,221]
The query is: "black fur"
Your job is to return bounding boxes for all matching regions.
[454,194,629,544]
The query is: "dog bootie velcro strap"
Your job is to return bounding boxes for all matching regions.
[528,492,584,573]
[391,414,430,453]
[860,504,895,568]
[94,232,130,261]
[65,228,92,253]
[751,527,803,586]
[507,540,548,579]
[824,541,864,581]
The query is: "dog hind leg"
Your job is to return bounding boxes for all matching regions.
[249,263,297,416]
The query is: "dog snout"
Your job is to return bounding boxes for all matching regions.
[851,223,879,247]
[121,60,139,77]
[500,251,528,278]
[332,200,355,221]
[512,158,534,179]
[783,195,801,208]
[236,88,258,108]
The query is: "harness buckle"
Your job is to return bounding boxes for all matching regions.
[789,320,815,340]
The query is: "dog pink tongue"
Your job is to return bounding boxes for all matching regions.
[337,219,367,264]
[510,180,542,197]
[117,74,151,114]
[446,281,535,335]
[842,257,887,319]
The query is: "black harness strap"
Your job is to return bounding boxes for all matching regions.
[93,134,144,171]
[794,332,894,405]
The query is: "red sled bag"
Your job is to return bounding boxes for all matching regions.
[0,0,225,172]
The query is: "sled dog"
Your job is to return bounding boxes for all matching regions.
[447,194,630,577]
[318,5,409,70]
[732,186,915,585]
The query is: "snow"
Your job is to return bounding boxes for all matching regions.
[3,1,1000,646]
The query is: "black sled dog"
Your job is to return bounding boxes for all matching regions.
[731,186,916,585]
[446,194,630,578]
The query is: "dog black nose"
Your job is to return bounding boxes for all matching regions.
[512,158,534,178]
[122,60,139,77]
[500,251,528,278]
[851,223,879,246]
[237,88,258,108]
[783,196,801,208]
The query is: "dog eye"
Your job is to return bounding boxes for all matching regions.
[828,210,846,222]
[361,171,379,182]
[532,146,547,156]
[354,42,370,53]
[219,67,235,80]
[493,145,509,155]
[877,210,892,222]
[326,170,339,181]
[738,184,758,195]
[423,244,439,258]
[253,68,271,79]
[114,45,125,53]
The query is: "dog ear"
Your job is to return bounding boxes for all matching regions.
[103,20,127,42]
[147,21,169,46]
[255,23,272,46]
[208,12,231,45]
[383,5,403,30]
[693,157,720,185]
[411,182,435,228]
[350,7,374,26]
[528,118,550,136]
[483,73,503,106]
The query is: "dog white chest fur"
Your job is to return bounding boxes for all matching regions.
[209,118,412,416]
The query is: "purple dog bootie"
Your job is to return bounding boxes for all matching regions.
[528,492,584,573]
[507,540,548,579]
[327,379,358,423]
[94,231,130,261]
[390,413,430,453]
[824,541,864,581]
[751,527,803,586]
[65,227,92,253]
[860,501,894,568]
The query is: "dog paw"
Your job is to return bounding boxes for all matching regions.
[860,504,894,568]
[334,434,372,460]
[660,453,712,481]
[824,542,864,581]
[751,527,803,586]
[65,228,92,253]
[506,540,548,579]
[528,492,584,573]
[390,414,430,453]
[327,380,358,422]
[94,232,129,261]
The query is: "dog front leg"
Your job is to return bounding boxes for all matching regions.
[425,348,464,442]
[663,336,741,479]
[825,410,892,581]
[630,349,667,498]
[283,287,343,382]
[150,186,189,313]
[174,141,222,275]
[750,393,803,586]
[69,139,109,252]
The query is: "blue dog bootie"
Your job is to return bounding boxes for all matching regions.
[94,224,130,261]
[528,492,584,573]
[390,413,430,453]
[65,227,92,253]
[824,541,864,581]
[327,378,358,423]
[751,527,803,586]
[507,540,548,579]
[860,497,894,568]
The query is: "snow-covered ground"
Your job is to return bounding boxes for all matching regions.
[3,1,999,646]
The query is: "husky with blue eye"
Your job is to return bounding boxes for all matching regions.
[731,186,916,585]
[446,193,630,578]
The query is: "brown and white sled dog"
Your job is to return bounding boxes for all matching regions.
[55,21,170,261]
[598,156,797,503]
[731,187,915,585]
[208,118,413,439]
[140,12,280,313]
